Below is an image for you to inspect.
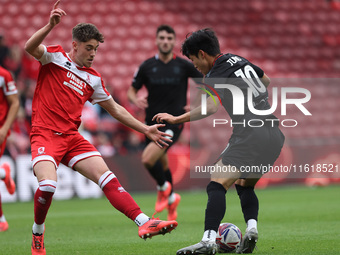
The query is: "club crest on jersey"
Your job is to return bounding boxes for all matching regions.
[173,66,180,74]
[37,147,45,155]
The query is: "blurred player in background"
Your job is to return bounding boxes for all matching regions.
[25,1,177,254]
[153,28,285,254]
[0,65,19,232]
[128,25,202,220]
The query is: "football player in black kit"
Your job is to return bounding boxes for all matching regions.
[153,28,285,254]
[127,25,202,221]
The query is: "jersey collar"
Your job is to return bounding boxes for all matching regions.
[66,53,82,68]
[206,53,224,78]
[155,53,176,60]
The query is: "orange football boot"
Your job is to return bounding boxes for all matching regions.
[0,221,9,232]
[155,181,172,213]
[1,163,16,195]
[31,231,46,255]
[167,193,181,221]
[138,216,178,240]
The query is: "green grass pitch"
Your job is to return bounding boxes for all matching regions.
[1,185,339,254]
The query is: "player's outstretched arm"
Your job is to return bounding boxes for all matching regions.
[153,95,218,124]
[24,0,66,59]
[0,94,19,145]
[98,98,172,148]
[127,87,148,109]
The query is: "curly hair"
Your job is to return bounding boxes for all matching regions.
[72,23,104,43]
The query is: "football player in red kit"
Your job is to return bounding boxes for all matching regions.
[0,66,19,232]
[25,1,177,254]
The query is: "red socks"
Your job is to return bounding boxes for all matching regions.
[99,171,142,221]
[34,180,57,225]
[33,172,143,226]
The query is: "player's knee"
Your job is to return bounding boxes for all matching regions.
[141,155,154,169]
[38,179,57,193]
[235,184,254,196]
[211,177,235,190]
[142,160,150,168]
[206,181,227,194]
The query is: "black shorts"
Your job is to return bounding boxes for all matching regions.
[217,125,285,177]
[145,123,184,150]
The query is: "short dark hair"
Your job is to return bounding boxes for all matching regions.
[181,28,220,58]
[156,24,176,37]
[72,23,104,43]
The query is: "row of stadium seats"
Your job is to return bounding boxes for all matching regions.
[1,0,339,141]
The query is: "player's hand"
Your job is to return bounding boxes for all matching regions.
[145,124,172,148]
[135,96,148,109]
[184,105,191,112]
[49,0,67,27]
[152,113,177,124]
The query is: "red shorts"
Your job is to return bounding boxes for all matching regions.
[30,127,101,169]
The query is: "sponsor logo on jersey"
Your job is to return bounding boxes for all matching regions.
[64,61,72,69]
[7,81,16,92]
[64,71,88,95]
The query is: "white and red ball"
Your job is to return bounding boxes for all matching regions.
[216,223,242,253]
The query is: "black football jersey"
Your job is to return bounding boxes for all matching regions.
[132,54,202,124]
[204,53,277,135]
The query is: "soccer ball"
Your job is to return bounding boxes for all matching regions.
[216,223,242,253]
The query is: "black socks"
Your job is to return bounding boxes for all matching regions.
[235,184,259,222]
[146,160,166,186]
[164,169,173,194]
[204,181,227,232]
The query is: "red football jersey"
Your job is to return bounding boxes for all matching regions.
[0,66,18,130]
[32,45,111,134]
